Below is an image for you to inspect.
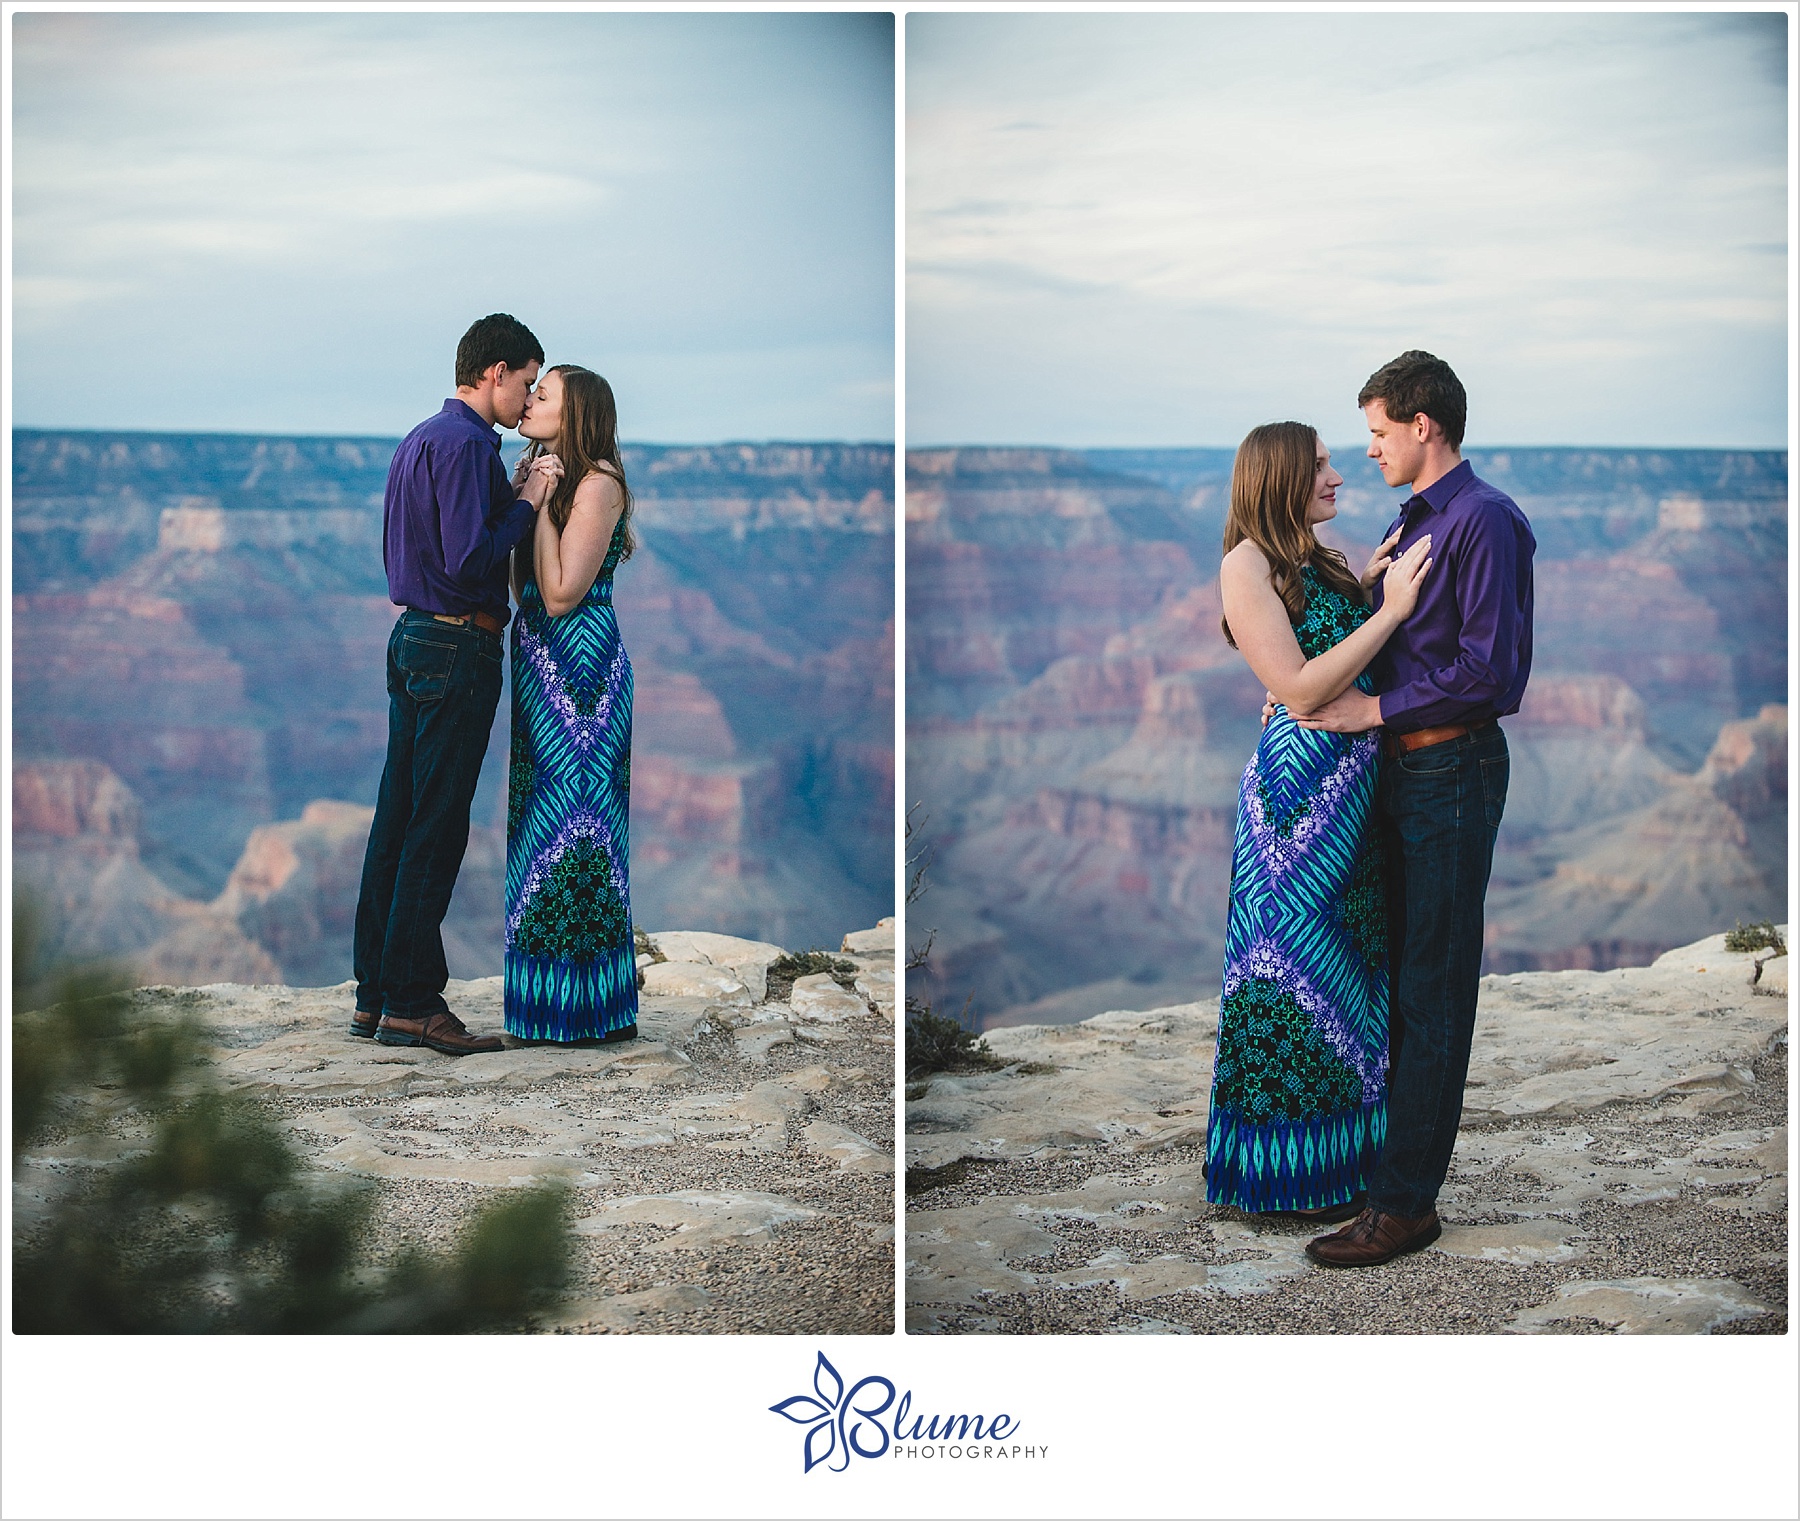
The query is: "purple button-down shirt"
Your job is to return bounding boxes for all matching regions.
[1369,459,1536,732]
[382,399,536,626]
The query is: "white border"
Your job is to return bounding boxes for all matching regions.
[892,3,909,1333]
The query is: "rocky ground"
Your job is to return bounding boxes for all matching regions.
[906,929,1789,1335]
[21,922,896,1334]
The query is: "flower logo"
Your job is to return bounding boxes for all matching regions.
[768,1352,896,1472]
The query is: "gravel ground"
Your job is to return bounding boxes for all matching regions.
[907,1038,1787,1336]
[322,1015,896,1335]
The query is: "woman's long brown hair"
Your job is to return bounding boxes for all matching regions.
[1219,421,1362,647]
[523,364,636,559]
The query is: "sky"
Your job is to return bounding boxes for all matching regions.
[11,11,894,441]
[908,12,1790,449]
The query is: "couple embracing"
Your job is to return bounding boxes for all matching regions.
[1205,350,1535,1269]
[350,314,640,1057]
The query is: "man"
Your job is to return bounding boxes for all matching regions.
[351,314,559,1056]
[1288,350,1535,1265]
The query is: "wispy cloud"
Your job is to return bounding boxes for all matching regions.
[13,12,894,439]
[907,12,1788,447]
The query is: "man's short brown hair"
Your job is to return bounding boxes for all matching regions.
[1358,351,1467,450]
[455,314,544,389]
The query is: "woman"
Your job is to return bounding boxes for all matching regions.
[1205,421,1431,1218]
[503,364,640,1044]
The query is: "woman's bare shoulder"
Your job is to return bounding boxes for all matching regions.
[571,467,624,511]
[1220,540,1272,582]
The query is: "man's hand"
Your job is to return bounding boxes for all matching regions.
[1290,689,1383,734]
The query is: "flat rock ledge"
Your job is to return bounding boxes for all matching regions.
[20,921,895,1335]
[906,929,1789,1335]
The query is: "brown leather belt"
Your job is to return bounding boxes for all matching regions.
[1382,720,1493,758]
[426,609,504,635]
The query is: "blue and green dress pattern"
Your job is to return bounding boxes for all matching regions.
[504,519,638,1040]
[1206,564,1389,1212]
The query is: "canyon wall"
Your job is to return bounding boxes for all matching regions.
[906,446,1788,1029]
[13,430,894,987]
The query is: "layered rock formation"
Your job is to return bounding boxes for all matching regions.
[15,922,897,1336]
[212,801,385,988]
[906,446,1788,1027]
[906,928,1788,1335]
[906,449,1211,719]
[13,760,279,986]
[14,429,894,981]
[1486,705,1788,971]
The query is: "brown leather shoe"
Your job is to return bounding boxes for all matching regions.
[350,1009,382,1039]
[1305,1206,1442,1267]
[374,1011,504,1056]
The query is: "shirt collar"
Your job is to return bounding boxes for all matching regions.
[1408,458,1474,515]
[442,397,500,441]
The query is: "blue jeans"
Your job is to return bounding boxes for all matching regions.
[1368,722,1509,1219]
[353,612,504,1019]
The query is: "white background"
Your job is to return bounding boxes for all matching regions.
[3,1333,1799,1517]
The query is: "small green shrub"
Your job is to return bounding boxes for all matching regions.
[905,1001,1002,1079]
[1724,920,1785,955]
[903,802,1017,1083]
[767,949,859,1002]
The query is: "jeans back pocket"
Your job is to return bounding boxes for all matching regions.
[1480,754,1510,830]
[397,634,457,703]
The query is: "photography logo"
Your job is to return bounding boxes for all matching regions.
[768,1352,1043,1473]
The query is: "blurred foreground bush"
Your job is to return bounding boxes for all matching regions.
[12,899,575,1334]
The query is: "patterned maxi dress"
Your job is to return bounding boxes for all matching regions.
[504,517,639,1040]
[1205,564,1389,1212]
